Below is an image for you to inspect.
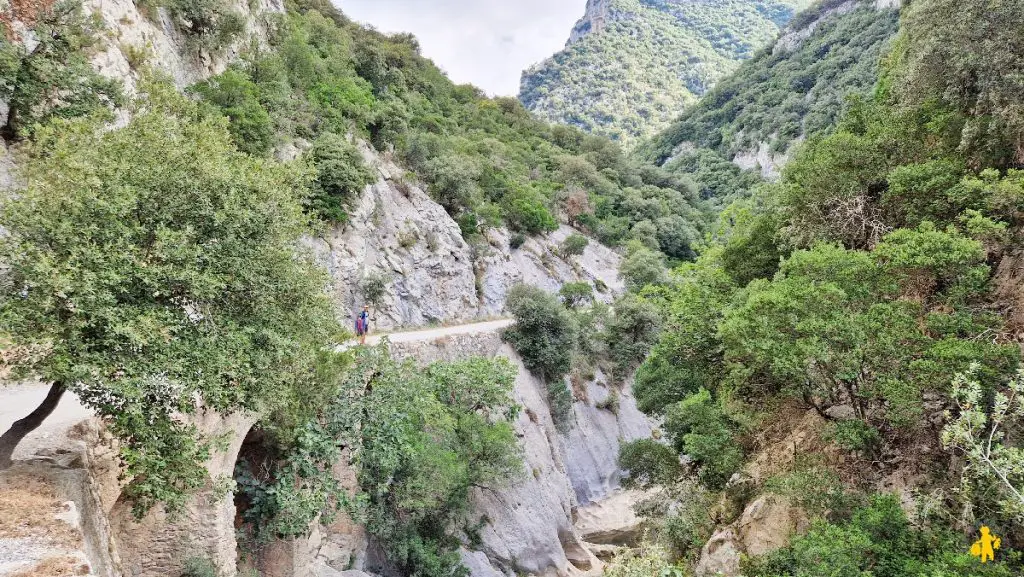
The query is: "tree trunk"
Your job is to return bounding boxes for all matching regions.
[0,382,66,468]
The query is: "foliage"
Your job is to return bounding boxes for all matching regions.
[503,284,578,384]
[181,557,219,577]
[943,366,1024,522]
[186,4,708,248]
[634,253,735,414]
[306,132,376,222]
[825,419,881,456]
[242,346,520,577]
[604,294,662,382]
[0,82,339,515]
[663,389,744,489]
[521,0,812,142]
[633,478,717,561]
[359,271,391,310]
[746,494,1020,577]
[559,282,595,309]
[602,542,685,577]
[191,67,275,156]
[764,462,852,519]
[1,1,124,139]
[560,233,590,257]
[140,0,245,50]
[719,232,1017,431]
[619,439,683,489]
[891,0,1024,167]
[619,241,669,292]
[639,3,899,167]
[346,350,520,577]
[718,203,784,286]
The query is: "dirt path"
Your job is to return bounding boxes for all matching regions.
[1,318,515,460]
[359,318,512,346]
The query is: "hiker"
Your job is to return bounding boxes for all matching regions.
[356,305,371,345]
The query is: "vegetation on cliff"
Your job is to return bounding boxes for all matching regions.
[184,0,712,259]
[638,0,900,168]
[0,82,340,513]
[618,0,1024,572]
[520,0,812,143]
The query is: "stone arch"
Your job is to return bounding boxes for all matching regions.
[109,410,258,577]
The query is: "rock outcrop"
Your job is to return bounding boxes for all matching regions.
[308,145,622,331]
[695,495,807,577]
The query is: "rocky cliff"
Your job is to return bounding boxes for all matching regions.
[306,145,623,332]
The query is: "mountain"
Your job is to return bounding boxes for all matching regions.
[638,0,901,181]
[519,0,814,143]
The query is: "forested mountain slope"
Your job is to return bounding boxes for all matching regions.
[519,0,813,143]
[602,0,1024,574]
[638,0,900,185]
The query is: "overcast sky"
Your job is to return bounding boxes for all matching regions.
[334,0,587,96]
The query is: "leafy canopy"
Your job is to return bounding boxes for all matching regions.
[0,81,340,514]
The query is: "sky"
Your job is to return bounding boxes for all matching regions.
[334,0,588,96]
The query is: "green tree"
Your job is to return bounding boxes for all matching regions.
[240,345,521,576]
[503,284,577,383]
[663,389,743,489]
[619,241,668,292]
[619,439,683,490]
[344,348,521,577]
[559,282,595,309]
[307,132,376,222]
[893,0,1024,167]
[0,84,339,515]
[192,67,275,156]
[560,233,590,257]
[605,294,661,382]
[634,253,735,414]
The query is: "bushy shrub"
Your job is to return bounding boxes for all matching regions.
[605,294,661,382]
[181,557,218,577]
[746,494,1020,577]
[663,389,743,489]
[4,3,124,139]
[619,241,668,292]
[192,68,274,156]
[307,132,376,222]
[619,439,682,489]
[558,282,594,308]
[503,285,579,428]
[503,284,577,383]
[826,419,882,456]
[502,186,558,234]
[560,233,590,258]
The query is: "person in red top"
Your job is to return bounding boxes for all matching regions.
[356,305,371,345]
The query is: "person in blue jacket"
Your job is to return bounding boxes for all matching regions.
[356,305,370,345]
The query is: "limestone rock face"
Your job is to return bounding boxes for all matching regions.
[306,149,478,331]
[574,489,646,546]
[308,145,622,332]
[560,376,651,505]
[85,0,283,94]
[695,495,807,576]
[385,332,653,577]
